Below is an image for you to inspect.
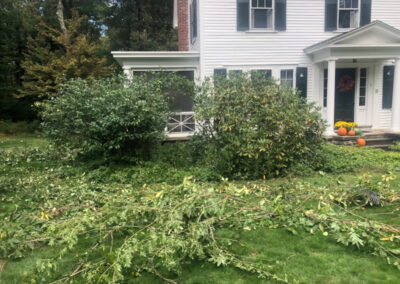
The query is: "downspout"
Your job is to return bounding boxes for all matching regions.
[173,0,178,28]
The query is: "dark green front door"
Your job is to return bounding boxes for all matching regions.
[335,68,356,123]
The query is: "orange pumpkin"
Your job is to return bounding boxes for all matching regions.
[357,138,366,146]
[348,130,356,136]
[337,127,347,136]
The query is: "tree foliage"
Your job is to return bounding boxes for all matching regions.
[0,145,399,283]
[40,74,193,156]
[194,73,326,179]
[0,0,40,120]
[105,0,177,51]
[18,13,115,99]
[1,0,178,120]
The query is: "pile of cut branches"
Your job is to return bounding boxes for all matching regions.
[1,171,399,283]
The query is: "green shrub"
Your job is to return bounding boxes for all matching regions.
[194,73,325,179]
[40,74,193,157]
[316,143,400,173]
[390,142,400,152]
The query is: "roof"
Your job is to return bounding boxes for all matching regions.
[111,51,200,59]
[304,21,400,54]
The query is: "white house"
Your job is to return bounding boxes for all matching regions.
[112,0,400,138]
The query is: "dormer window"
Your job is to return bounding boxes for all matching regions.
[338,0,359,29]
[251,0,274,30]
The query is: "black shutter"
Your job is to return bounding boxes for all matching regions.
[190,0,198,43]
[296,67,308,99]
[325,0,337,31]
[360,0,372,27]
[275,0,286,31]
[237,0,249,31]
[383,66,395,109]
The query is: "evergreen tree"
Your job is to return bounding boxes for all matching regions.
[0,0,40,120]
[105,0,178,51]
[18,12,115,99]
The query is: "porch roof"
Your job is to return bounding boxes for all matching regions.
[111,51,200,70]
[304,21,400,63]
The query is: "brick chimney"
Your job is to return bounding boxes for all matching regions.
[177,0,189,51]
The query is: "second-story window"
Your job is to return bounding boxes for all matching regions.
[325,0,371,32]
[338,0,359,29]
[251,0,274,29]
[237,0,286,31]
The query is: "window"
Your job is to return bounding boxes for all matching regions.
[214,68,227,88]
[251,69,272,80]
[229,70,243,77]
[323,69,328,107]
[190,0,197,44]
[338,0,360,29]
[359,68,367,106]
[325,0,371,31]
[280,69,293,87]
[251,0,274,29]
[383,66,395,109]
[237,0,286,31]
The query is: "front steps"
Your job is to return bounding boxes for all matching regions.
[326,131,400,149]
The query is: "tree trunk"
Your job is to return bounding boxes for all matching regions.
[56,0,70,51]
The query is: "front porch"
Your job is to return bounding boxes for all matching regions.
[305,21,400,136]
[112,51,200,140]
[326,130,400,149]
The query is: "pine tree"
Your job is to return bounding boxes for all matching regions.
[18,12,115,99]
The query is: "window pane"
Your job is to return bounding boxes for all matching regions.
[339,10,351,28]
[360,68,367,77]
[359,97,365,106]
[287,70,293,80]
[360,78,366,87]
[352,0,358,8]
[253,9,272,29]
[350,11,358,28]
[252,0,257,7]
[360,87,366,97]
[266,0,272,8]
[253,10,266,28]
[340,0,349,9]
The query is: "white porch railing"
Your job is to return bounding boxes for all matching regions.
[166,112,196,138]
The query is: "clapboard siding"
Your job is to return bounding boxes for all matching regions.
[196,0,400,79]
[372,0,400,28]
[190,0,400,130]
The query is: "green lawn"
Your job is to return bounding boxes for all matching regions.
[0,135,399,283]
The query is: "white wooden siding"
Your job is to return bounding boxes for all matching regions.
[196,0,400,78]
[188,0,400,130]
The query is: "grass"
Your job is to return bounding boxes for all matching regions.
[1,134,400,283]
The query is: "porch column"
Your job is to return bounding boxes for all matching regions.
[325,59,336,136]
[123,67,132,79]
[392,58,400,132]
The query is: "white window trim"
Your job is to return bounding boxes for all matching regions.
[337,0,361,31]
[358,67,368,109]
[280,69,294,88]
[249,0,275,31]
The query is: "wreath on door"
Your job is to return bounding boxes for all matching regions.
[338,75,355,92]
